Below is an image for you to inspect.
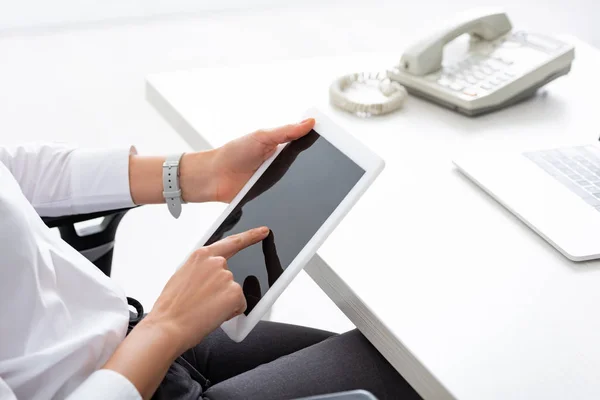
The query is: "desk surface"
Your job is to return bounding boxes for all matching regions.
[146,37,600,399]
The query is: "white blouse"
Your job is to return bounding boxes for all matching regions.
[0,144,141,400]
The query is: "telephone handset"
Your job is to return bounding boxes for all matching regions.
[400,11,512,76]
[387,10,575,116]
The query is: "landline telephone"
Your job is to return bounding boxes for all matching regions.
[330,10,575,116]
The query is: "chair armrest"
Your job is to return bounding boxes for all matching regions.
[41,207,134,228]
[42,207,135,276]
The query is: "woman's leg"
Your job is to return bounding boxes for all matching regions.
[153,321,335,399]
[202,329,421,400]
[183,320,335,385]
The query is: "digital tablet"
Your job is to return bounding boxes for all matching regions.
[191,108,384,342]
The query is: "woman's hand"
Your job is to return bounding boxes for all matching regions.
[180,118,315,203]
[128,118,314,205]
[146,226,269,351]
[102,226,269,399]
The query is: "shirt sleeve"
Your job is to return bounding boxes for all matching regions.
[0,143,136,216]
[66,370,141,400]
[0,378,17,400]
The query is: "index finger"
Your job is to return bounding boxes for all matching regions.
[207,227,270,259]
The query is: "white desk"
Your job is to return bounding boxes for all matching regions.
[146,37,600,399]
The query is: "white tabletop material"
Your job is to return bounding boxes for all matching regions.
[146,37,600,399]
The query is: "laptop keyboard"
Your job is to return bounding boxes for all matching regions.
[524,145,600,212]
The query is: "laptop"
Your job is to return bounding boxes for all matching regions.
[453,140,600,261]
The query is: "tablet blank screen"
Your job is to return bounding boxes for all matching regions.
[204,130,365,315]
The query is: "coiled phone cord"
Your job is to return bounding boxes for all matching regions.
[329,71,407,117]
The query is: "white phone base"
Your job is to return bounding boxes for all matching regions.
[388,10,575,116]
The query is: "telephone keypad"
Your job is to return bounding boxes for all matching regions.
[437,54,517,97]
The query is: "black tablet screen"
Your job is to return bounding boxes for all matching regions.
[204,130,365,315]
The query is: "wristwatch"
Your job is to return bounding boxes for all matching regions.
[163,153,185,219]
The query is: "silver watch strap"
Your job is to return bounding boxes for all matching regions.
[163,153,185,219]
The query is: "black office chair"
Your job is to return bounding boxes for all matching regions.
[42,209,377,400]
[42,207,132,277]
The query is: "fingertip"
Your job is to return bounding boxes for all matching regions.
[298,118,315,133]
[299,118,315,126]
[286,118,314,141]
[258,226,270,236]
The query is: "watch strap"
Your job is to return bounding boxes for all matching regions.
[163,153,185,219]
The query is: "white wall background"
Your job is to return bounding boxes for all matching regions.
[1,0,600,46]
[1,0,346,31]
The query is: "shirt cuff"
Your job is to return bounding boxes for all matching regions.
[66,370,141,400]
[69,147,137,214]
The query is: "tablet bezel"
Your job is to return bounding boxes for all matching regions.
[185,107,384,342]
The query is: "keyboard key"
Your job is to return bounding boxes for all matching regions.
[525,145,600,212]
[555,175,591,198]
[584,197,600,206]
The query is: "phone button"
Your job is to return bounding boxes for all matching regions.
[462,89,479,97]
[480,66,494,75]
[501,40,522,49]
[484,59,504,70]
[437,78,452,88]
[449,82,464,91]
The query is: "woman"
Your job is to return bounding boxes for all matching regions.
[0,118,419,399]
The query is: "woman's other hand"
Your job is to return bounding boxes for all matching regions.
[180,118,315,203]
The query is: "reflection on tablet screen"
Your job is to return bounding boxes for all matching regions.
[204,130,365,315]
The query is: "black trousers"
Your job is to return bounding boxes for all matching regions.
[150,321,421,400]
